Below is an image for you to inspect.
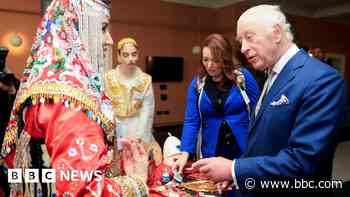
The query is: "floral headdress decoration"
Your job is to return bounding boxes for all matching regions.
[1,0,114,157]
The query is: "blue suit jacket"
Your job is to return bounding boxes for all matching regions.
[180,68,260,158]
[235,50,347,196]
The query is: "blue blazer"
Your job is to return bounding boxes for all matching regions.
[235,50,347,195]
[180,68,260,158]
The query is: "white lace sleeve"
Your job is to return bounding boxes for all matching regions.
[137,84,155,142]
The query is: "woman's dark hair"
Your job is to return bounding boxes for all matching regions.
[199,34,241,83]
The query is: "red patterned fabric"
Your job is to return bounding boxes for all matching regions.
[23,103,125,196]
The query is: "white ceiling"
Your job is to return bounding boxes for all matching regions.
[161,0,350,25]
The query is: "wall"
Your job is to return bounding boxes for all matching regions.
[0,0,40,76]
[288,15,350,86]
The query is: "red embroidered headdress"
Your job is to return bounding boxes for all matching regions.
[1,0,114,157]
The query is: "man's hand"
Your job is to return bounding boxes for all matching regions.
[192,157,233,182]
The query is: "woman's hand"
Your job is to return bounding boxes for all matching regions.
[119,138,148,183]
[169,152,189,173]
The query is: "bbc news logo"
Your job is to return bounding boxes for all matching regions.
[8,169,103,183]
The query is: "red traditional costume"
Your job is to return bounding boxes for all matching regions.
[1,0,148,196]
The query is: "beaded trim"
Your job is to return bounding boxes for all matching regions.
[113,176,148,197]
[1,83,115,157]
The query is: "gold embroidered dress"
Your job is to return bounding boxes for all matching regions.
[104,66,155,142]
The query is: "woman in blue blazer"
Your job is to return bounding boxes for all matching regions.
[172,34,260,173]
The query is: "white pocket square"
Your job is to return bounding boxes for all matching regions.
[270,94,289,106]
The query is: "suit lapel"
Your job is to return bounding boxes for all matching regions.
[248,49,308,134]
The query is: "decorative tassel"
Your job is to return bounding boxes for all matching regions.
[13,131,31,195]
[108,139,121,177]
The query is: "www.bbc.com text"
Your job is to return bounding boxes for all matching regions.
[244,177,343,190]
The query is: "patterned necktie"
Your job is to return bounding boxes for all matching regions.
[255,70,275,117]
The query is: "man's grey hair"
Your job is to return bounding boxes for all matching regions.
[239,4,294,41]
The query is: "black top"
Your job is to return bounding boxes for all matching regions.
[204,76,232,114]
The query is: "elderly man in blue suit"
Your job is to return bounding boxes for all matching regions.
[192,4,347,196]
